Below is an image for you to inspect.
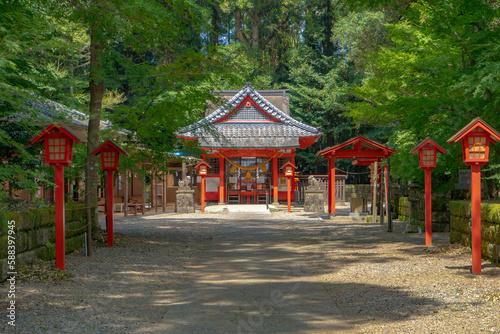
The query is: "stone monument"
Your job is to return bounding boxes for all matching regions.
[304,176,325,213]
[175,178,195,213]
[406,183,423,232]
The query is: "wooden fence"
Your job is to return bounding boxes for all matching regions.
[295,175,345,204]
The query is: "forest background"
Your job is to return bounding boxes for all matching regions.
[1,0,500,213]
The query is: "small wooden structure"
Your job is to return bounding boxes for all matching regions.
[92,140,128,247]
[410,137,446,246]
[448,117,500,274]
[30,123,85,270]
[317,136,396,218]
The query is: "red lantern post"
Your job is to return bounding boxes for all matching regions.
[92,140,128,247]
[448,117,500,274]
[31,123,84,271]
[281,162,297,213]
[410,137,447,246]
[195,161,211,213]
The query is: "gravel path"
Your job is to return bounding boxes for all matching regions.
[1,210,499,333]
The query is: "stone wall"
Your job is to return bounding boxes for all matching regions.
[450,201,500,265]
[392,196,450,232]
[1,203,96,281]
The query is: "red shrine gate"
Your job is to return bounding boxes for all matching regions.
[318,136,397,216]
[177,83,321,204]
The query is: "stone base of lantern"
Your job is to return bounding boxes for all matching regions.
[304,190,325,213]
[175,189,195,213]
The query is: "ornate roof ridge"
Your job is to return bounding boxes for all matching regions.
[177,83,320,135]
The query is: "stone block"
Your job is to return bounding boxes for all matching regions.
[35,228,53,248]
[15,232,29,253]
[16,250,35,267]
[1,259,9,282]
[487,244,498,263]
[176,190,195,213]
[432,211,450,224]
[0,236,7,259]
[304,191,325,213]
[350,197,365,213]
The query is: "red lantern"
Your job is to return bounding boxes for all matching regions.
[195,161,212,213]
[461,128,490,164]
[92,140,129,247]
[30,123,84,271]
[92,140,128,172]
[31,123,81,166]
[410,137,446,170]
[410,137,447,246]
[448,117,500,274]
[280,162,297,212]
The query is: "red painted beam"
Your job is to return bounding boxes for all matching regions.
[325,149,392,159]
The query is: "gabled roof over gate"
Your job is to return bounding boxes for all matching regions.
[318,135,396,159]
[176,83,321,149]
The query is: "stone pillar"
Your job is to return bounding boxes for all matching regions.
[175,178,195,213]
[304,176,324,213]
[407,184,423,232]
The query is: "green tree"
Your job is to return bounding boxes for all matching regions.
[344,0,500,193]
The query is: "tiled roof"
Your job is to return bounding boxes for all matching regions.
[24,97,113,131]
[3,90,132,140]
[176,83,321,148]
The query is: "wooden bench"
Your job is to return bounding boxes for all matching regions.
[127,195,146,215]
[98,197,125,212]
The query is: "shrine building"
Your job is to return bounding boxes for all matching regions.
[176,83,322,204]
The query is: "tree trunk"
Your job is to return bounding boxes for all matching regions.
[249,9,260,49]
[211,1,220,46]
[86,23,105,233]
[235,11,247,43]
[324,0,334,56]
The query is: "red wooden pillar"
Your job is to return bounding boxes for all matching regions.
[330,157,336,216]
[471,164,482,274]
[106,170,114,247]
[424,169,432,246]
[273,154,278,203]
[291,150,295,201]
[201,176,206,213]
[378,163,382,222]
[54,165,65,271]
[384,164,389,220]
[287,177,291,213]
[219,156,225,204]
[327,158,332,213]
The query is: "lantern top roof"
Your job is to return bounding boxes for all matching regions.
[447,117,500,144]
[195,161,212,169]
[409,137,447,155]
[91,140,129,157]
[317,135,396,159]
[280,161,297,170]
[30,122,85,145]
